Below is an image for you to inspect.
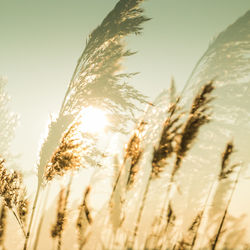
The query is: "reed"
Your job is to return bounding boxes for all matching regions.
[0,204,7,248]
[125,121,146,189]
[210,143,241,250]
[24,0,150,247]
[1,0,249,249]
[129,93,181,248]
[0,159,28,237]
[44,122,83,181]
[51,175,73,250]
[171,81,214,181]
[77,186,92,249]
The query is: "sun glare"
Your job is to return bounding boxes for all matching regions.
[79,107,108,134]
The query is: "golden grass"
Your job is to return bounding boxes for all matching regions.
[0,0,249,249]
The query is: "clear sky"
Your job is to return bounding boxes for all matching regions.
[0,0,250,171]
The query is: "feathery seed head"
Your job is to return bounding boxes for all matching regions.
[44,122,83,181]
[0,158,28,225]
[151,100,181,178]
[125,121,146,188]
[51,188,66,238]
[77,186,92,231]
[172,81,215,179]
[219,142,238,180]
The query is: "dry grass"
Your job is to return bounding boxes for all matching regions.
[0,0,249,249]
[0,159,28,237]
[0,79,248,250]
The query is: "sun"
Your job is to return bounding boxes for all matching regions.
[78,106,108,134]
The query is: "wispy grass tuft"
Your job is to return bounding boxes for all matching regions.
[0,1,249,250]
[77,186,92,249]
[0,158,28,236]
[125,121,146,188]
[172,81,214,181]
[44,122,83,182]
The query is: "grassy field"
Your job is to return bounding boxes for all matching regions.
[0,0,250,249]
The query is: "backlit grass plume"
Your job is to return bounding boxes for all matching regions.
[32,1,149,245]
[44,119,104,182]
[28,1,150,246]
[76,186,92,249]
[38,0,149,187]
[130,93,182,247]
[185,141,240,250]
[0,159,28,235]
[0,78,18,162]
[0,0,249,249]
[109,119,147,210]
[44,122,83,181]
[149,82,214,248]
[209,142,239,221]
[211,167,242,250]
[59,0,149,120]
[219,142,238,180]
[51,188,66,250]
[207,142,240,250]
[151,100,181,178]
[51,180,72,250]
[172,81,214,180]
[185,11,250,89]
[125,121,146,188]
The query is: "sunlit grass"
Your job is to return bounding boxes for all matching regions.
[0,0,249,249]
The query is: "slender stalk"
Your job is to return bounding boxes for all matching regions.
[33,185,50,250]
[130,174,152,248]
[12,209,26,237]
[23,187,40,250]
[190,181,216,250]
[79,231,91,250]
[159,203,176,250]
[151,180,172,249]
[211,165,242,250]
[33,214,44,250]
[57,173,73,250]
[109,118,148,209]
[109,163,124,205]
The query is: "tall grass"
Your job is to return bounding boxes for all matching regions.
[0,0,249,249]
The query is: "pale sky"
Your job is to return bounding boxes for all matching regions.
[0,0,250,171]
